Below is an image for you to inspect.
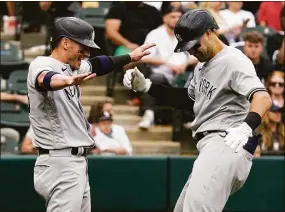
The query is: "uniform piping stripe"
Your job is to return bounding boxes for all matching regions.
[247,88,267,100]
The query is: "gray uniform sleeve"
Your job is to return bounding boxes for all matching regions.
[187,77,195,101]
[29,65,54,89]
[230,59,266,101]
[78,60,92,74]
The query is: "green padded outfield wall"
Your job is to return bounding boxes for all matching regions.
[0,155,284,212]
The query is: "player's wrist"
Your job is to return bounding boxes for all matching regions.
[244,112,262,131]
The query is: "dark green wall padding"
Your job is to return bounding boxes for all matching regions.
[0,155,284,212]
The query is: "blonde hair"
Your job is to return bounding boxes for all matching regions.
[259,113,284,151]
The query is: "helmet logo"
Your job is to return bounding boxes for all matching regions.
[176,33,183,42]
[91,31,95,41]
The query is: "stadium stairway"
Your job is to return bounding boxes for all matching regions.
[80,76,180,155]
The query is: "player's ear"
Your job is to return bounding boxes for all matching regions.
[61,37,69,50]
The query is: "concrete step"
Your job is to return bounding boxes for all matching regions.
[125,125,172,141]
[82,74,109,86]
[83,104,139,117]
[80,95,113,106]
[131,141,180,155]
[81,85,129,104]
[113,114,141,126]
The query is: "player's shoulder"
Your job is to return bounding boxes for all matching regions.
[30,56,57,69]
[225,46,255,71]
[225,46,252,64]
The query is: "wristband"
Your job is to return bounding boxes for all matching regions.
[244,112,262,130]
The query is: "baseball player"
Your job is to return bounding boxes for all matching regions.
[28,17,154,212]
[123,9,272,212]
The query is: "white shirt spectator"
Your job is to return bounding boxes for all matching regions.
[93,124,132,156]
[219,9,256,28]
[144,25,190,84]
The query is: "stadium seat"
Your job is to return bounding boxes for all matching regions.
[1,133,19,154]
[7,69,28,94]
[76,7,110,29]
[0,101,30,128]
[0,40,29,79]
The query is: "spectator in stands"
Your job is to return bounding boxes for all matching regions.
[138,5,198,129]
[267,71,285,118]
[199,2,240,45]
[105,2,162,106]
[21,125,36,154]
[257,2,284,32]
[0,92,28,104]
[88,99,113,136]
[266,6,285,71]
[105,2,162,51]
[242,31,274,83]
[0,92,28,151]
[91,112,132,155]
[220,2,256,44]
[39,1,82,55]
[255,70,285,157]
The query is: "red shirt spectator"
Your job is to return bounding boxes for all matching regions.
[257,2,284,31]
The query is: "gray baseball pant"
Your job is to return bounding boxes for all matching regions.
[34,149,90,212]
[173,133,253,212]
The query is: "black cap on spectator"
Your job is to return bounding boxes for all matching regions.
[97,111,113,122]
[174,9,219,53]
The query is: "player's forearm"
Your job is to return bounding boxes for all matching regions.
[244,91,272,131]
[148,83,194,110]
[88,55,131,76]
[249,91,272,118]
[37,71,72,91]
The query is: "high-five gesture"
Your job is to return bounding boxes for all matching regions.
[68,73,96,85]
[128,43,156,62]
[123,67,152,93]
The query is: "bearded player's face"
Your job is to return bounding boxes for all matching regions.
[187,31,215,62]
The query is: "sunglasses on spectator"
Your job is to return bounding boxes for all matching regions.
[269,82,284,87]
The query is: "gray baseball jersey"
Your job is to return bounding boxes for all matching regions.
[27,56,94,149]
[187,46,266,136]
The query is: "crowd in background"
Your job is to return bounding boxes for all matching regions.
[1,1,284,157]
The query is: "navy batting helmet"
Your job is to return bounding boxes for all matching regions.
[174,9,219,53]
[50,17,100,49]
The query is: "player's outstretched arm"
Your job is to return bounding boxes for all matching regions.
[88,43,155,76]
[36,71,96,91]
[123,67,194,110]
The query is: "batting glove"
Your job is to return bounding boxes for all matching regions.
[224,122,252,153]
[123,67,152,93]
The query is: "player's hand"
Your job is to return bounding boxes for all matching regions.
[128,43,156,62]
[69,72,96,85]
[224,122,252,153]
[123,67,152,93]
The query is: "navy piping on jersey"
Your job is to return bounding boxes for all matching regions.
[247,87,268,102]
